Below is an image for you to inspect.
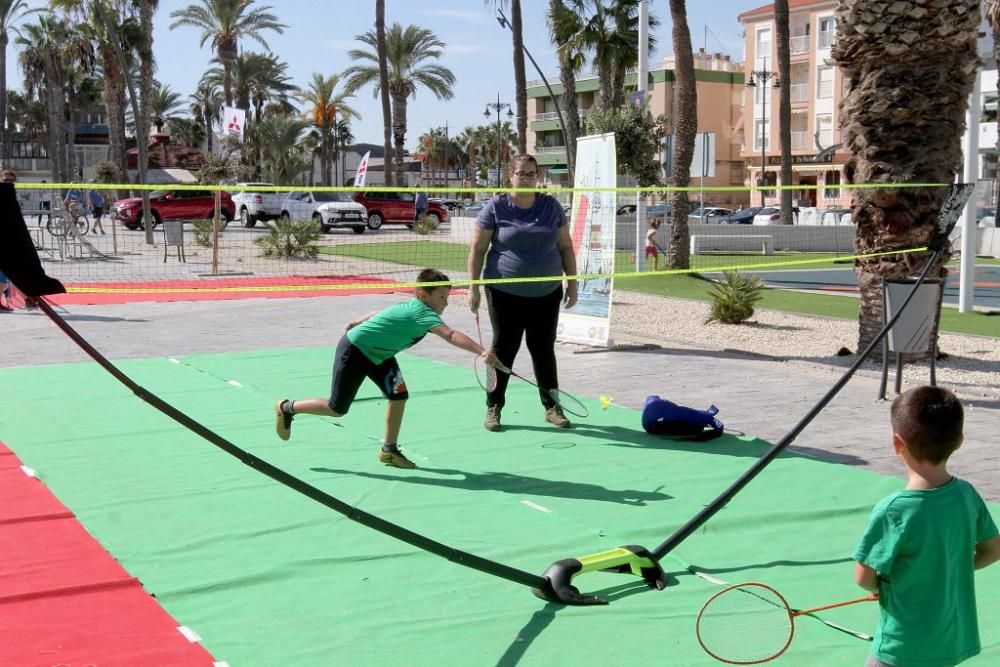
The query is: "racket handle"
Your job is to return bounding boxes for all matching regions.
[495,361,512,374]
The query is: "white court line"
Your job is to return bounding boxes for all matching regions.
[520,500,552,513]
[227,379,243,387]
[177,626,202,642]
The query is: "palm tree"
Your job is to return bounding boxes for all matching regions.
[256,113,308,185]
[149,82,185,133]
[200,52,293,121]
[332,118,354,186]
[190,80,223,153]
[666,0,695,270]
[167,116,205,148]
[0,0,40,164]
[168,0,285,107]
[375,0,393,186]
[775,0,793,225]
[546,0,586,179]
[138,1,159,154]
[345,23,456,176]
[297,72,359,186]
[490,1,527,153]
[831,0,980,355]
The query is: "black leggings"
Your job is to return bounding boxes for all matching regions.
[484,285,562,410]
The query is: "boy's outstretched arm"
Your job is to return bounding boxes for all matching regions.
[854,562,879,592]
[975,535,1000,570]
[430,325,498,366]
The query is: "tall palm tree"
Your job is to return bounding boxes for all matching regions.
[547,0,586,179]
[345,23,456,176]
[201,52,293,122]
[149,82,185,133]
[491,1,527,153]
[831,0,980,355]
[0,0,40,164]
[666,0,695,270]
[138,1,159,155]
[168,0,285,107]
[190,80,223,153]
[297,72,359,186]
[375,0,393,186]
[256,113,308,185]
[166,115,205,148]
[775,0,793,225]
[332,118,354,186]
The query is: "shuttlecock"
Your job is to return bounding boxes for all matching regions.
[599,394,614,410]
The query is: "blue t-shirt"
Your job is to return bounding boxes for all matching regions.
[854,477,999,667]
[88,190,104,208]
[475,193,566,297]
[415,192,428,210]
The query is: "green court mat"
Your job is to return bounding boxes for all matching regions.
[2,349,999,666]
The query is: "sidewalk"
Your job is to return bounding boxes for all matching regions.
[2,292,997,500]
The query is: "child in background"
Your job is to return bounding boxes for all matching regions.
[274,268,497,469]
[645,218,662,270]
[853,386,1000,667]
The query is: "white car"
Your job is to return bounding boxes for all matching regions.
[688,207,733,223]
[279,191,367,234]
[751,207,782,225]
[231,182,286,227]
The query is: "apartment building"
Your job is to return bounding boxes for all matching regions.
[739,0,850,208]
[525,51,750,209]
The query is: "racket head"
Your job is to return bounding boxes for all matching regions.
[549,389,589,418]
[695,582,794,665]
[474,356,499,393]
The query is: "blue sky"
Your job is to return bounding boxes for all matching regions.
[8,0,760,148]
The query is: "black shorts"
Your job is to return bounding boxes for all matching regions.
[92,206,104,217]
[328,336,408,414]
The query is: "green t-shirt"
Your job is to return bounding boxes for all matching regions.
[345,297,444,365]
[854,477,999,667]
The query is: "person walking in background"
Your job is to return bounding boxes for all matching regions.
[645,218,662,271]
[467,153,578,432]
[38,180,51,226]
[853,386,1000,667]
[88,185,106,234]
[414,190,428,226]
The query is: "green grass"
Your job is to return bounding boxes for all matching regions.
[320,240,998,338]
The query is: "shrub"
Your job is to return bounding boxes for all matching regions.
[412,213,440,235]
[191,219,226,247]
[706,271,764,324]
[254,218,321,258]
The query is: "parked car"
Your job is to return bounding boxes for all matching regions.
[353,191,449,230]
[112,189,235,230]
[751,207,783,225]
[231,182,286,227]
[464,200,490,216]
[720,206,763,224]
[818,207,852,226]
[279,190,367,233]
[429,198,465,212]
[688,207,733,223]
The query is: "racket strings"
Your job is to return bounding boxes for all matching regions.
[549,388,590,418]
[697,584,794,664]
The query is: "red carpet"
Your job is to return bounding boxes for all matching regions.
[10,275,402,306]
[0,442,220,666]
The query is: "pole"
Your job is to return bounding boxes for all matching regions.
[444,121,449,192]
[496,93,502,189]
[636,0,649,272]
[960,68,980,312]
[760,57,767,208]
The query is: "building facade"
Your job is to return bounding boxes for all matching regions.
[525,51,750,209]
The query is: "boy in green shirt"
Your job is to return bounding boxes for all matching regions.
[274,268,497,469]
[854,386,1000,667]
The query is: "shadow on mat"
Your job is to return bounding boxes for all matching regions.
[311,466,672,505]
[685,556,856,577]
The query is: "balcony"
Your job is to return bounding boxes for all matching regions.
[980,121,998,151]
[789,83,809,103]
[536,146,568,155]
[790,35,808,55]
[791,131,809,149]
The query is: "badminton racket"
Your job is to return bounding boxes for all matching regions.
[695,582,877,664]
[472,315,589,418]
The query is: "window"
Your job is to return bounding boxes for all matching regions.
[817,67,834,99]
[756,26,772,67]
[816,114,833,148]
[823,170,841,198]
[754,119,771,151]
[818,17,836,49]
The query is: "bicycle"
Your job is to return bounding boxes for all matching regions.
[46,212,90,236]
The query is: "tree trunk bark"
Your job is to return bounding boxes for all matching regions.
[0,32,9,165]
[392,93,407,181]
[667,0,696,270]
[511,0,528,154]
[376,0,393,187]
[775,0,794,225]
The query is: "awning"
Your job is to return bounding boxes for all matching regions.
[546,167,569,174]
[753,164,842,173]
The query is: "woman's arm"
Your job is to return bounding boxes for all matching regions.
[556,224,578,308]
[467,226,492,312]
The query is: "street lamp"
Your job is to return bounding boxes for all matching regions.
[485,93,514,188]
[746,55,780,208]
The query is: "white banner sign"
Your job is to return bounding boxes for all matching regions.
[221,106,246,142]
[354,151,371,187]
[557,132,616,347]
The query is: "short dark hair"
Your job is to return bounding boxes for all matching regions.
[891,386,964,464]
[415,268,450,292]
[511,154,538,171]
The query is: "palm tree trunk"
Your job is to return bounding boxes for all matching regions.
[391,93,407,180]
[139,4,155,155]
[667,0,696,270]
[376,0,393,186]
[775,0,793,225]
[511,0,528,153]
[102,47,127,182]
[0,31,9,165]
[832,0,979,358]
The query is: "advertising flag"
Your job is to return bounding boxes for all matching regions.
[355,151,371,187]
